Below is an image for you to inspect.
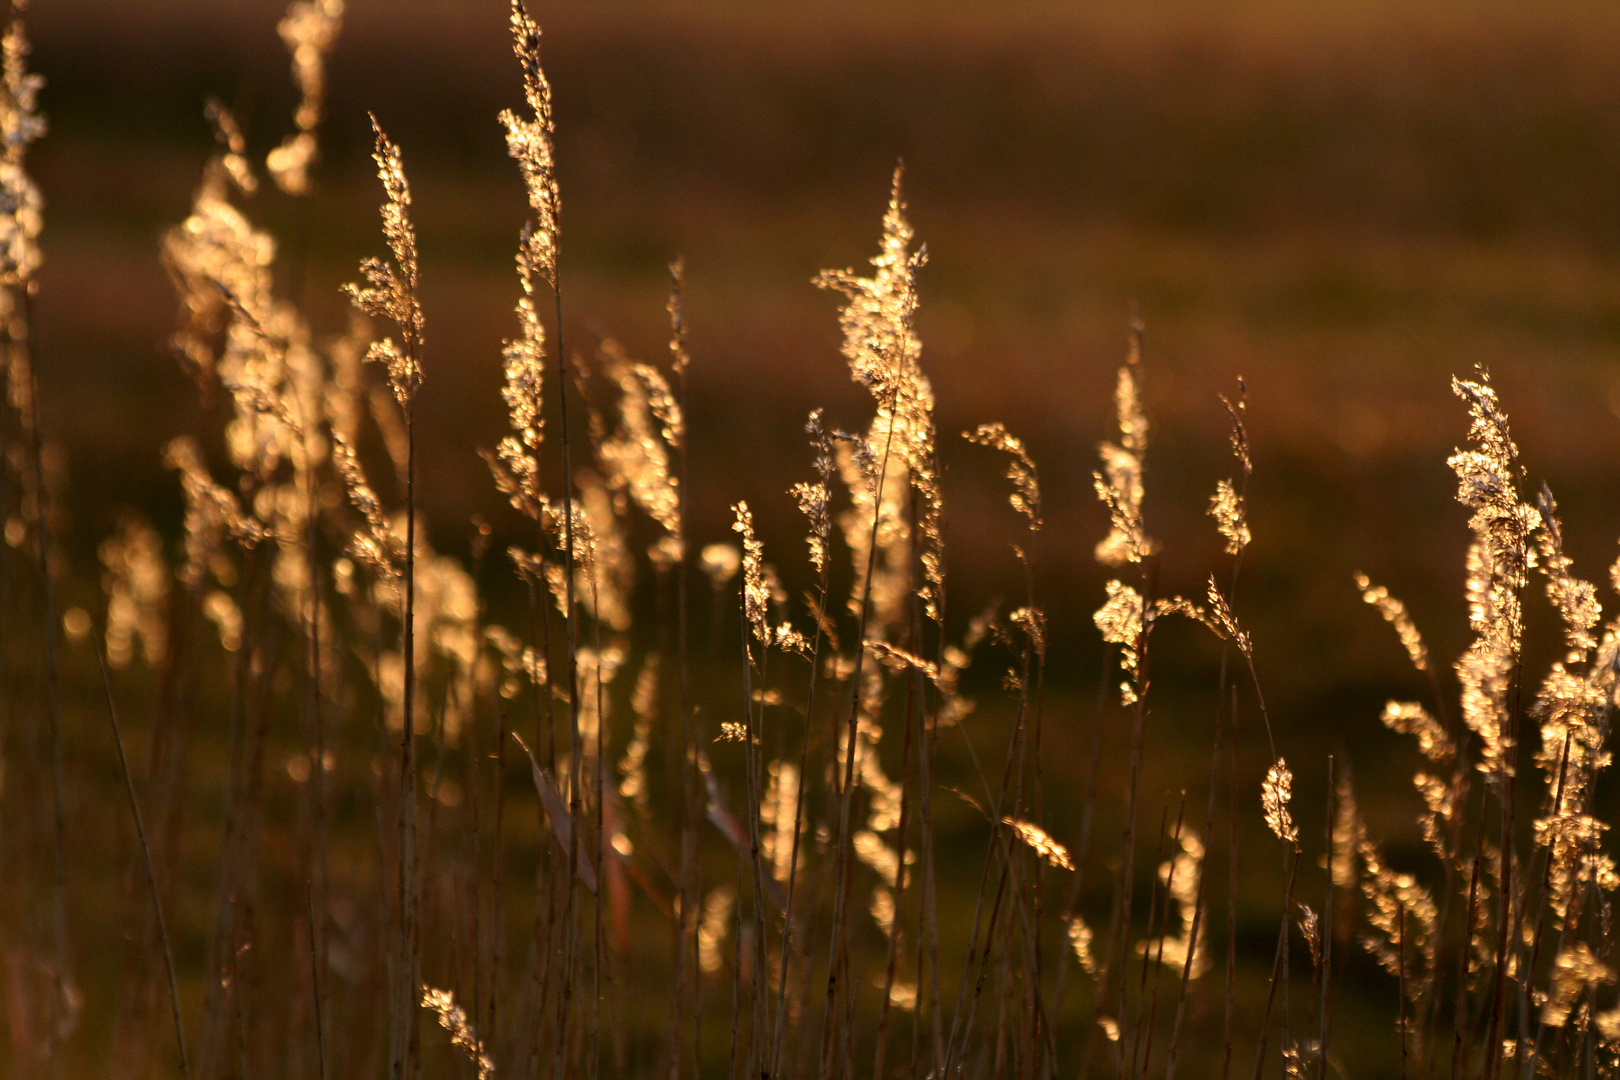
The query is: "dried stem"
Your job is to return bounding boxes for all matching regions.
[96,629,190,1080]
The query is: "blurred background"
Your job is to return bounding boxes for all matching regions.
[17,0,1620,1073]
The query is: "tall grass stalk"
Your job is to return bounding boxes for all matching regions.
[96,628,189,1080]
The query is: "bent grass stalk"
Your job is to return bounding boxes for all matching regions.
[96,628,189,1080]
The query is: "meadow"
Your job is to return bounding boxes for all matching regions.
[6,2,1620,1078]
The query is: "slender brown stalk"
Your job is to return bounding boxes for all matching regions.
[818,374,904,1080]
[1164,727,1221,1080]
[308,883,327,1080]
[1519,735,1588,1080]
[910,538,948,1080]
[770,447,836,1080]
[1483,789,1517,1080]
[1057,641,1113,1074]
[1135,799,1183,1079]
[872,664,921,1080]
[589,573,608,1080]
[1515,731,1572,1076]
[1315,758,1333,1080]
[95,629,190,1080]
[22,292,68,1074]
[1249,849,1300,1080]
[1451,802,1484,1080]
[731,578,771,1080]
[397,242,422,1080]
[551,276,584,1080]
[1112,565,1158,1070]
[490,705,509,1052]
[948,848,1014,1077]
[946,660,1046,1079]
[1221,693,1239,1080]
[305,464,330,1080]
[1399,906,1409,1080]
[668,258,700,1080]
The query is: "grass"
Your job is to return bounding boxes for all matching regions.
[7,2,1620,1079]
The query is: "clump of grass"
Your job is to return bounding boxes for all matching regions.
[10,4,1620,1080]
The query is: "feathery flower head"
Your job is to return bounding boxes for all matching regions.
[1139,828,1208,977]
[0,12,43,291]
[1380,701,1453,764]
[667,258,691,376]
[1208,382,1251,555]
[268,0,343,194]
[1449,372,1538,782]
[1357,836,1439,1006]
[1094,317,1156,567]
[1298,903,1322,967]
[421,987,494,1080]
[331,430,405,582]
[1209,478,1249,556]
[1003,817,1074,870]
[1067,915,1099,976]
[343,118,423,406]
[599,344,680,539]
[818,167,943,617]
[1221,381,1252,478]
[100,515,171,669]
[1536,485,1602,655]
[205,100,256,195]
[966,422,1041,530]
[1205,576,1252,661]
[1353,573,1430,672]
[163,180,276,385]
[1094,579,1145,704]
[701,542,740,590]
[1543,943,1614,1028]
[501,0,559,287]
[165,435,269,591]
[1262,758,1298,846]
[731,501,769,650]
[791,409,834,577]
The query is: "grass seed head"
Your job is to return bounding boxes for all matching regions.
[1262,757,1298,846]
[268,0,343,194]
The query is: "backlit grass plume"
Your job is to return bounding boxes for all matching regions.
[501,0,559,288]
[485,5,557,531]
[267,0,344,194]
[1261,759,1297,847]
[1448,370,1537,783]
[343,120,423,406]
[1004,817,1074,870]
[421,987,494,1080]
[99,515,170,669]
[600,344,682,545]
[0,7,43,299]
[817,166,942,619]
[1208,386,1250,557]
[1094,316,1155,567]
[1354,573,1431,673]
[966,422,1041,531]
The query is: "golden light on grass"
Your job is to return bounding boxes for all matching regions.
[15,3,1620,1078]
